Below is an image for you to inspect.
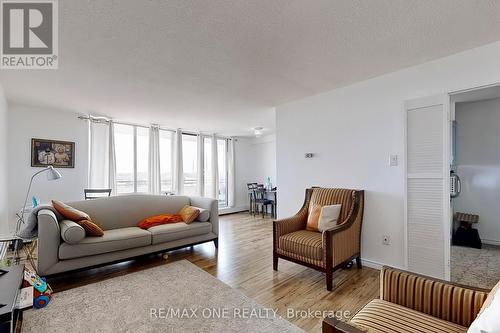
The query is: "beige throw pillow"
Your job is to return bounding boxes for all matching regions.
[317,204,342,232]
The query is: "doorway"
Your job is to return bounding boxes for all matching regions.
[449,85,500,289]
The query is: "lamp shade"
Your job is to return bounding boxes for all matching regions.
[46,166,62,180]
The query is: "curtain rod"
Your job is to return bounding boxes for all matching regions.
[78,114,233,139]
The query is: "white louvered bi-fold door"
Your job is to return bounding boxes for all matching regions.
[405,95,450,280]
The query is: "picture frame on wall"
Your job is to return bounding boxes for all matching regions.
[31,138,75,168]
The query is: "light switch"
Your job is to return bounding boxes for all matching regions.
[390,155,398,167]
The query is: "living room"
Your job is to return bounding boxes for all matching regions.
[1,1,500,333]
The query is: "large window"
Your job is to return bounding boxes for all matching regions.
[114,124,150,194]
[202,136,228,207]
[136,127,149,193]
[217,139,228,207]
[115,124,135,194]
[203,137,213,197]
[182,134,198,196]
[159,130,173,193]
[112,125,229,203]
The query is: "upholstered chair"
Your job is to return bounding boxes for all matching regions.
[273,187,365,291]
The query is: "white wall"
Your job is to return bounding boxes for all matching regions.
[454,98,500,245]
[276,40,500,269]
[223,135,277,214]
[0,85,8,235]
[247,134,277,186]
[7,104,89,232]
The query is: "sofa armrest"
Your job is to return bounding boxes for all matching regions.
[322,317,365,333]
[189,196,219,236]
[380,266,490,327]
[37,209,61,275]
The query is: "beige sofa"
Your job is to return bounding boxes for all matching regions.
[37,194,218,276]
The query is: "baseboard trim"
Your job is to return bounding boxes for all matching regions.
[360,258,383,270]
[219,206,249,215]
[482,238,500,246]
[360,258,407,272]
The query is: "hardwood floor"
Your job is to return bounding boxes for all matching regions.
[46,213,379,333]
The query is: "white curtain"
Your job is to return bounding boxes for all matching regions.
[148,125,161,194]
[108,121,117,194]
[227,138,236,207]
[88,119,117,194]
[88,120,110,189]
[173,129,184,194]
[210,134,219,199]
[196,135,204,196]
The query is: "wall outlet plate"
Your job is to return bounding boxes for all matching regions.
[390,154,398,166]
[382,235,390,245]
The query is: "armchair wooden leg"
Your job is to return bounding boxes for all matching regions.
[273,253,278,271]
[326,269,333,291]
[356,256,362,269]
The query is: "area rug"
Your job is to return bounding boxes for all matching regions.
[451,244,500,289]
[23,260,304,333]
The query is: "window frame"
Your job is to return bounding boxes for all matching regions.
[114,123,150,195]
[113,124,229,204]
[199,134,229,208]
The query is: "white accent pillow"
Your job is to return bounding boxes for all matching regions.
[317,204,342,232]
[468,286,500,333]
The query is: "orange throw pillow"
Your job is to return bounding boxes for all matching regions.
[306,204,322,232]
[79,219,104,236]
[52,200,90,221]
[138,214,183,229]
[178,205,200,224]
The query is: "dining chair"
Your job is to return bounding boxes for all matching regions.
[253,188,275,218]
[84,188,112,200]
[247,183,258,214]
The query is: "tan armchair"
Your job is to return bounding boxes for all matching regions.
[273,187,364,291]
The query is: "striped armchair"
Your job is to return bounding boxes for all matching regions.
[323,266,491,333]
[273,187,365,291]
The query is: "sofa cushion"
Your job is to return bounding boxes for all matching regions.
[148,222,212,245]
[59,227,151,259]
[59,220,85,244]
[350,299,467,333]
[278,230,323,260]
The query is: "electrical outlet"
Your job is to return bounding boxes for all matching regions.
[382,235,390,245]
[390,155,398,167]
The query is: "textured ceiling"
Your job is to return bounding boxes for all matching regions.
[2,0,500,136]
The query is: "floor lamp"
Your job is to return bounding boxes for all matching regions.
[14,166,61,269]
[16,165,62,236]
